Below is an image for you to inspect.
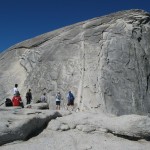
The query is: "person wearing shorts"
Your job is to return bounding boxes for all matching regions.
[56,91,61,110]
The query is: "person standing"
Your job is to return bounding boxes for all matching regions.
[12,91,22,107]
[55,91,61,110]
[13,84,19,95]
[26,89,32,104]
[67,91,75,111]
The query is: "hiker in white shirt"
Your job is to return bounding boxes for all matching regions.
[56,91,61,110]
[13,84,19,95]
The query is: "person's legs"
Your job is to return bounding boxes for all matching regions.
[29,98,31,104]
[67,100,70,110]
[56,101,60,110]
[57,101,60,110]
[56,101,57,110]
[58,104,60,110]
[70,100,74,111]
[71,105,73,111]
[26,98,29,105]
[56,105,60,110]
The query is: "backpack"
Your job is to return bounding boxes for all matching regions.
[5,98,13,107]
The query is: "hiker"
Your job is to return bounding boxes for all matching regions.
[55,91,61,110]
[40,93,47,103]
[67,91,75,111]
[26,89,32,104]
[13,84,19,95]
[12,91,24,108]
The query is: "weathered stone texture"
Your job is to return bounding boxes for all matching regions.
[1,109,150,149]
[1,9,150,115]
[0,108,63,146]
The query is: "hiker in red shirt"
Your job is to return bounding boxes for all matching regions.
[12,91,22,106]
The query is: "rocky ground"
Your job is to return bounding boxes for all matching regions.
[0,105,150,150]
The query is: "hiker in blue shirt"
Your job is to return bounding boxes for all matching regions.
[67,91,75,111]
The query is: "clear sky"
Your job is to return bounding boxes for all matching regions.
[0,0,150,52]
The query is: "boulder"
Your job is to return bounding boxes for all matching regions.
[0,108,65,146]
[25,103,49,109]
[49,112,150,140]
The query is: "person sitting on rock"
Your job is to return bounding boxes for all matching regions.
[12,91,23,107]
[40,93,47,103]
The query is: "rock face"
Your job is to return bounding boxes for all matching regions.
[1,9,150,115]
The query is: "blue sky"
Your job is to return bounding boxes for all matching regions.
[0,0,150,52]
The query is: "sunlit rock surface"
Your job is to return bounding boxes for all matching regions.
[1,9,150,115]
[0,108,150,150]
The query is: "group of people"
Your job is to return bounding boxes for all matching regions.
[5,84,33,107]
[55,91,75,110]
[5,84,75,111]
[5,84,24,107]
[12,84,25,107]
